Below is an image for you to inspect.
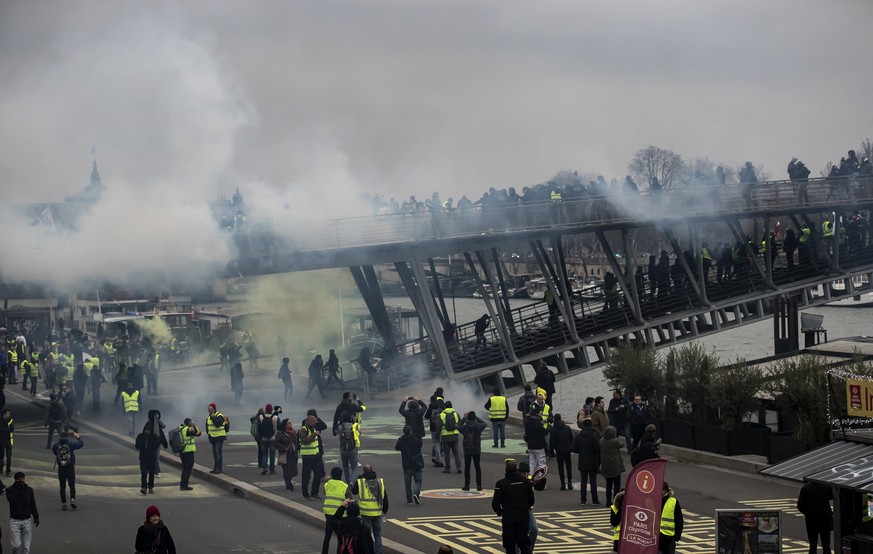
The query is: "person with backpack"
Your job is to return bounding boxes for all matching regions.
[176,418,200,491]
[423,388,445,468]
[52,429,83,510]
[278,357,293,401]
[259,404,279,475]
[44,391,68,448]
[274,418,298,492]
[459,411,487,491]
[333,392,365,437]
[348,464,388,554]
[439,401,462,475]
[250,407,266,471]
[322,466,350,554]
[395,424,424,505]
[0,409,14,477]
[206,403,229,474]
[330,498,376,554]
[516,385,535,418]
[338,413,360,484]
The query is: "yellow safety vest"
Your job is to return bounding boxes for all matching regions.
[8,351,16,364]
[90,356,100,369]
[207,411,227,439]
[181,425,197,453]
[488,396,508,420]
[661,497,677,536]
[800,228,810,244]
[356,477,385,517]
[4,418,12,446]
[611,503,621,541]
[323,479,349,515]
[122,390,140,413]
[701,248,711,261]
[356,404,366,425]
[822,221,833,237]
[440,409,460,438]
[541,403,551,429]
[353,422,361,448]
[299,426,320,456]
[550,190,562,202]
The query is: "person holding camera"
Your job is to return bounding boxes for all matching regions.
[52,429,84,510]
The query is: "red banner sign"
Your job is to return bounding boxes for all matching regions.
[618,458,667,554]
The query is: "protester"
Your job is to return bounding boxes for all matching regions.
[52,429,84,510]
[135,505,177,554]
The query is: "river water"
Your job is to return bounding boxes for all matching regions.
[378,296,872,418]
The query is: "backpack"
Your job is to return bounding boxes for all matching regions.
[462,427,474,450]
[340,423,356,452]
[249,416,259,440]
[168,427,184,454]
[260,415,276,440]
[55,443,72,467]
[338,532,359,554]
[444,411,457,432]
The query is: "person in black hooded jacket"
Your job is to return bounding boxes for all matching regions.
[548,414,575,490]
[331,499,375,554]
[399,397,427,438]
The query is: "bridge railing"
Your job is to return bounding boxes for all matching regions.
[267,175,870,254]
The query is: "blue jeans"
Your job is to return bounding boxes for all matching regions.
[621,422,633,451]
[492,421,505,446]
[127,412,136,436]
[10,517,33,554]
[362,515,383,554]
[262,441,276,471]
[341,449,358,484]
[403,468,422,502]
[211,438,224,472]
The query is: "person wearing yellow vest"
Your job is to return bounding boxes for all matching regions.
[0,409,14,478]
[484,389,508,448]
[21,358,38,397]
[658,481,684,554]
[179,418,201,491]
[349,463,388,554]
[439,401,462,474]
[7,347,18,385]
[122,382,140,436]
[299,411,327,500]
[610,490,625,552]
[321,467,349,554]
[206,403,229,474]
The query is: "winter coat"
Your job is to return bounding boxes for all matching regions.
[591,405,609,439]
[548,419,575,456]
[492,471,534,523]
[395,432,423,470]
[516,390,536,416]
[399,399,427,438]
[599,426,626,478]
[523,415,549,451]
[571,426,601,472]
[459,417,487,454]
[135,523,177,554]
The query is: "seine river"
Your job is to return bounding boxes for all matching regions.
[379,296,872,417]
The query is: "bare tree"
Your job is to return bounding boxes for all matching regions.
[628,146,686,191]
[858,138,873,162]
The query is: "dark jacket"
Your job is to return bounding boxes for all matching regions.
[599,426,626,479]
[571,426,601,471]
[459,416,487,454]
[135,523,177,554]
[399,399,427,438]
[628,402,648,431]
[523,415,549,451]
[44,400,67,426]
[424,395,445,432]
[0,416,13,447]
[394,432,423,470]
[491,471,534,523]
[333,398,364,434]
[516,390,536,416]
[330,505,376,554]
[136,430,167,461]
[797,482,834,529]
[534,367,556,395]
[548,419,575,456]
[6,480,39,522]
[52,436,84,466]
[633,432,660,466]
[607,395,629,428]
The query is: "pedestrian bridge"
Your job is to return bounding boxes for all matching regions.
[231,175,873,395]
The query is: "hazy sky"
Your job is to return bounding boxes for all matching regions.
[1,0,871,285]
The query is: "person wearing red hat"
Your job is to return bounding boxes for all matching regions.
[135,505,176,554]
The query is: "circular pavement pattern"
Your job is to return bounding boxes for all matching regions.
[419,488,490,499]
